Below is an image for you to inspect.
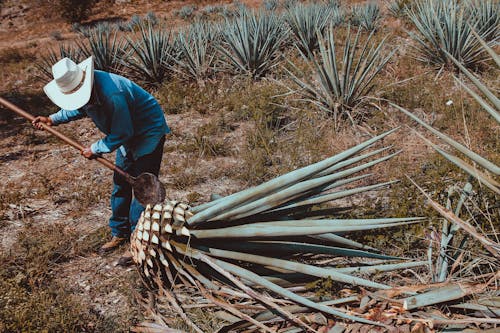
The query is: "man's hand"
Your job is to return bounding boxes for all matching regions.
[81,147,95,159]
[32,116,53,130]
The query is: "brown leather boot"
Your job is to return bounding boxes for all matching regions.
[117,250,133,267]
[99,236,127,253]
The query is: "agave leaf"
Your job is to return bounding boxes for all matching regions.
[188,128,398,223]
[181,243,377,326]
[392,103,500,175]
[434,146,500,194]
[454,78,500,123]
[311,233,378,251]
[402,283,481,310]
[209,240,402,260]
[211,151,400,221]
[204,256,385,326]
[190,250,317,332]
[273,180,397,212]
[315,145,393,177]
[412,130,500,193]
[188,245,392,289]
[444,50,500,114]
[189,218,423,239]
[469,25,500,66]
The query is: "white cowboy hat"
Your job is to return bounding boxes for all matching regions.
[43,56,94,110]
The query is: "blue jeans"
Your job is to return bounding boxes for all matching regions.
[109,136,165,238]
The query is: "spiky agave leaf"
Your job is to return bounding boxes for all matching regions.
[36,44,84,81]
[77,23,127,73]
[284,25,395,129]
[465,0,499,42]
[123,21,178,87]
[217,9,288,78]
[385,0,412,18]
[174,21,220,84]
[284,2,343,55]
[405,0,496,69]
[351,1,381,31]
[130,129,427,329]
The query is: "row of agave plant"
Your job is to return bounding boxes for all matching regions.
[37,0,498,129]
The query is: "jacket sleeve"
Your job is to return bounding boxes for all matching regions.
[49,109,86,125]
[90,94,133,155]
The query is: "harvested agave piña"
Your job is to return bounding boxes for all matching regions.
[131,128,426,329]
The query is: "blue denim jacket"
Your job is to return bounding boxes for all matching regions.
[49,70,170,160]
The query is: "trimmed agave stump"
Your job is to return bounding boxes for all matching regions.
[130,129,427,331]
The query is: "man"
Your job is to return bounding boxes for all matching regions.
[33,56,170,263]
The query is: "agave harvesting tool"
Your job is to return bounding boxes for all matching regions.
[0,97,166,206]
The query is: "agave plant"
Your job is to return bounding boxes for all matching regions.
[122,21,178,86]
[386,0,411,17]
[175,22,220,84]
[76,23,127,73]
[285,25,395,129]
[218,9,288,79]
[351,1,381,31]
[285,2,343,55]
[130,129,427,331]
[262,0,279,11]
[405,0,495,69]
[36,44,84,81]
[466,0,499,42]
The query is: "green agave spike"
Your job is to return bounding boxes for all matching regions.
[274,180,398,212]
[210,240,402,260]
[183,245,392,289]
[434,146,500,194]
[311,233,379,251]
[209,257,384,326]
[315,145,393,177]
[188,218,423,239]
[173,244,384,325]
[188,128,399,223]
[445,50,500,114]
[392,103,500,175]
[211,151,400,221]
[454,78,500,124]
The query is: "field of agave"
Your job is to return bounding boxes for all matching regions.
[0,0,499,332]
